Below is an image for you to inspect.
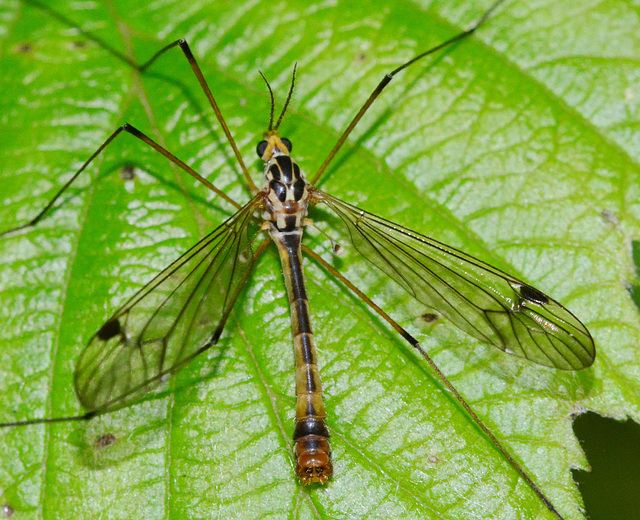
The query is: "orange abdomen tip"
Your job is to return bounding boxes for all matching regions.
[294,435,333,484]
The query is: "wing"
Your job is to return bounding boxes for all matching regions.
[74,197,262,413]
[316,191,595,370]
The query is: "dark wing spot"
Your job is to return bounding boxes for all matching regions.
[2,504,15,517]
[96,319,122,341]
[519,284,550,305]
[421,312,439,323]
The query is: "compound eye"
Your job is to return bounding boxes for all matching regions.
[270,180,287,202]
[256,140,268,157]
[281,137,292,152]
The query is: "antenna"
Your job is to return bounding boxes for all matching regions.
[275,64,297,131]
[259,70,276,131]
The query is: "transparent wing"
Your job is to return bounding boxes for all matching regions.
[74,197,262,413]
[317,191,595,370]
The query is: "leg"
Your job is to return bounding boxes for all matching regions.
[138,40,258,193]
[310,0,506,185]
[302,244,566,520]
[22,2,256,192]
[1,124,241,237]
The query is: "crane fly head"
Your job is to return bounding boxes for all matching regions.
[256,131,292,162]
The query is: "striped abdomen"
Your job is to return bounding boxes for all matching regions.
[270,226,332,484]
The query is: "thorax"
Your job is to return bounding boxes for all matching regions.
[261,152,310,233]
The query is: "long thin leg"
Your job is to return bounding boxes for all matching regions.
[1,124,241,237]
[21,2,256,193]
[302,244,567,520]
[138,40,258,193]
[310,0,506,185]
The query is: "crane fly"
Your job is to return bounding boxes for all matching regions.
[0,0,595,518]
